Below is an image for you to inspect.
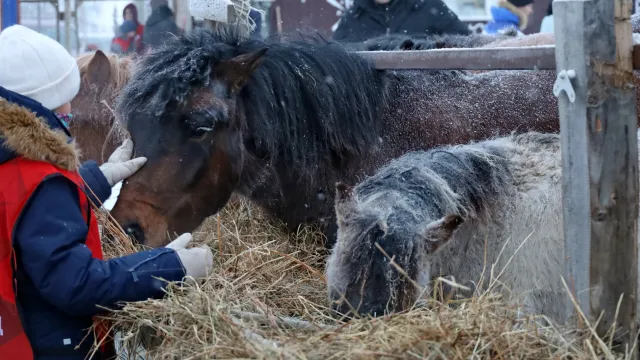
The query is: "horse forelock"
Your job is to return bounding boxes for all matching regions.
[116,27,387,178]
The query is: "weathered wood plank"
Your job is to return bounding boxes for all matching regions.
[554,0,591,323]
[555,0,638,352]
[587,0,638,350]
[199,4,236,31]
[354,44,640,70]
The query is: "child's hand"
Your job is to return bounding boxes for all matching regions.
[166,233,214,280]
[99,139,147,186]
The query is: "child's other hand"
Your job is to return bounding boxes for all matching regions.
[166,233,214,280]
[99,139,147,186]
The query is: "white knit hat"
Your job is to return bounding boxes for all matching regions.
[0,25,80,111]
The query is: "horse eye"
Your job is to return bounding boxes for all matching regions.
[191,126,213,139]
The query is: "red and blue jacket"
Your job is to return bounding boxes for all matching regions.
[0,86,186,359]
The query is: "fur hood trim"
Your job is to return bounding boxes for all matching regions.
[0,98,79,171]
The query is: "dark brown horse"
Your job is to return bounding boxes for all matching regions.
[68,33,554,167]
[70,50,131,165]
[68,36,555,167]
[109,28,563,248]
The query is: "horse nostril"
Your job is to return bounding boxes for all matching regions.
[124,223,145,245]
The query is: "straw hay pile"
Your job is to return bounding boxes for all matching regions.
[95,198,630,359]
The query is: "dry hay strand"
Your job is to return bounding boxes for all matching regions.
[92,198,632,359]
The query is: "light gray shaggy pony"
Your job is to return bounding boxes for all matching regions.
[326,130,639,323]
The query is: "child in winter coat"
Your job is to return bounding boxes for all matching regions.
[0,24,214,359]
[483,0,535,36]
[111,20,140,55]
[122,2,145,53]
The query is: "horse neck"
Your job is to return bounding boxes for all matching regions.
[233,118,375,235]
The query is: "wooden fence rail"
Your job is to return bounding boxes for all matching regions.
[355,44,640,70]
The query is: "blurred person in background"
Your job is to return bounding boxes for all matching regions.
[111,20,139,54]
[483,0,534,36]
[332,0,471,43]
[539,2,553,33]
[113,3,145,54]
[143,0,181,48]
[123,3,146,53]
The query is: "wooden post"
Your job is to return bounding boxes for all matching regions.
[1,0,20,30]
[554,0,638,353]
[554,0,591,321]
[64,0,71,51]
[74,4,80,55]
[200,4,236,32]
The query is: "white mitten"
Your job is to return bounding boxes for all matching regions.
[99,139,147,187]
[166,233,214,279]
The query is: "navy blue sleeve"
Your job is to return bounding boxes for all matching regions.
[78,160,112,205]
[15,175,187,317]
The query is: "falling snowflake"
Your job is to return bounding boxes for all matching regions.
[326,0,353,32]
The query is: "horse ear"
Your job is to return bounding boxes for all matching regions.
[422,215,464,254]
[85,50,112,87]
[218,47,268,93]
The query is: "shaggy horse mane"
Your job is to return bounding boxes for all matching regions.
[116,28,389,172]
[354,136,517,225]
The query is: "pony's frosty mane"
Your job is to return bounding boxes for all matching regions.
[353,135,521,227]
[116,28,389,172]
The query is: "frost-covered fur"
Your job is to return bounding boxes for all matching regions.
[326,131,639,324]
